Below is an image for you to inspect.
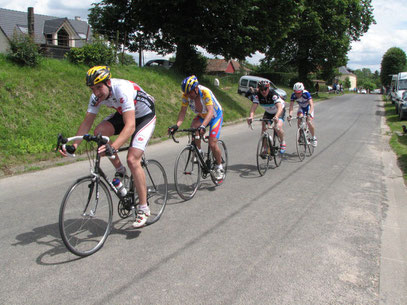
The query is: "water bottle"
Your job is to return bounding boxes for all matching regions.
[112,178,127,196]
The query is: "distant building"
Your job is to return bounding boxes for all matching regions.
[206,59,251,75]
[337,66,357,90]
[0,7,92,58]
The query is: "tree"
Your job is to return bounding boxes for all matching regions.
[380,47,407,87]
[263,0,375,86]
[89,0,296,76]
[344,77,351,90]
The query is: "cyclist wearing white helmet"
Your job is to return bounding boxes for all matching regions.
[288,82,317,147]
[59,66,156,228]
[168,75,225,180]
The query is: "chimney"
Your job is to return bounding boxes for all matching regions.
[75,16,81,21]
[28,7,34,39]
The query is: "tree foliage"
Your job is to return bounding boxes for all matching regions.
[88,0,374,80]
[88,0,296,76]
[7,34,42,67]
[380,47,407,87]
[264,0,375,85]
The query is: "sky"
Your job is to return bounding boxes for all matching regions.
[1,0,406,72]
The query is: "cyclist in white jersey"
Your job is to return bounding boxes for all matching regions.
[288,82,317,147]
[59,66,156,228]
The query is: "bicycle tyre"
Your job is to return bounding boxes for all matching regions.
[209,139,228,186]
[256,134,270,176]
[272,130,282,167]
[296,128,307,161]
[143,159,168,225]
[59,176,113,257]
[174,146,201,201]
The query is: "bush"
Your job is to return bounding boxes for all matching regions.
[66,41,115,67]
[6,34,41,67]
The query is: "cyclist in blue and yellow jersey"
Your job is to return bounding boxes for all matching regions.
[168,75,225,180]
[59,66,156,228]
[288,82,317,147]
[246,80,287,153]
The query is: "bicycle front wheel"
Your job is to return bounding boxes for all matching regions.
[272,130,282,167]
[174,146,201,201]
[296,128,307,161]
[256,134,270,176]
[59,176,113,257]
[144,159,168,225]
[209,139,228,186]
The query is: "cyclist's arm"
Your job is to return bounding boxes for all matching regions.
[74,112,97,148]
[308,98,314,116]
[274,102,283,121]
[201,104,214,127]
[175,105,188,127]
[248,103,258,121]
[289,100,295,117]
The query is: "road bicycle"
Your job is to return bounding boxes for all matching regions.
[56,133,168,257]
[170,128,228,201]
[290,115,314,161]
[250,118,282,176]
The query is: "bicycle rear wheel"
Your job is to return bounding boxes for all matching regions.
[174,146,201,201]
[272,130,282,167]
[143,159,168,225]
[209,139,228,186]
[256,134,270,176]
[59,176,113,257]
[296,128,307,161]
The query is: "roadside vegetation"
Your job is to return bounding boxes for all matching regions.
[383,97,407,181]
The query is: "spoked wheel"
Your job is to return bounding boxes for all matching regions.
[174,146,201,201]
[209,139,228,186]
[272,130,282,167]
[296,128,307,161]
[143,160,168,225]
[256,134,270,176]
[59,176,113,257]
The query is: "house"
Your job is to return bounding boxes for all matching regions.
[0,7,92,58]
[337,66,357,90]
[206,59,251,74]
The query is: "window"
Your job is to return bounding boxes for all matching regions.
[240,79,248,86]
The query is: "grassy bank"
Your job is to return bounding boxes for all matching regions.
[384,99,407,181]
[0,55,262,175]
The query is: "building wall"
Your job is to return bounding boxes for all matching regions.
[0,29,9,53]
[339,74,357,90]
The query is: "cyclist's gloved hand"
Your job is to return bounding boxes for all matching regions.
[197,125,206,134]
[247,117,253,125]
[287,115,292,121]
[65,145,76,154]
[168,124,178,135]
[105,144,117,157]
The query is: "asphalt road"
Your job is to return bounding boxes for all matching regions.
[0,93,406,305]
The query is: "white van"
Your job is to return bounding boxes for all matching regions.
[394,72,407,119]
[237,75,287,100]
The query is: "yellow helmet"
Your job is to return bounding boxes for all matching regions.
[86,66,111,86]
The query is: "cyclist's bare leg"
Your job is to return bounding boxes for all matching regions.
[275,119,285,143]
[307,116,315,137]
[94,120,124,169]
[191,117,202,150]
[127,147,147,205]
[208,137,222,165]
[297,112,304,128]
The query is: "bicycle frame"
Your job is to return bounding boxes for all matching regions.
[171,128,214,176]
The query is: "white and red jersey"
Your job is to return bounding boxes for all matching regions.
[87,78,155,118]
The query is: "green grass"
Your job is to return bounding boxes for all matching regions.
[383,99,407,181]
[0,56,262,175]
